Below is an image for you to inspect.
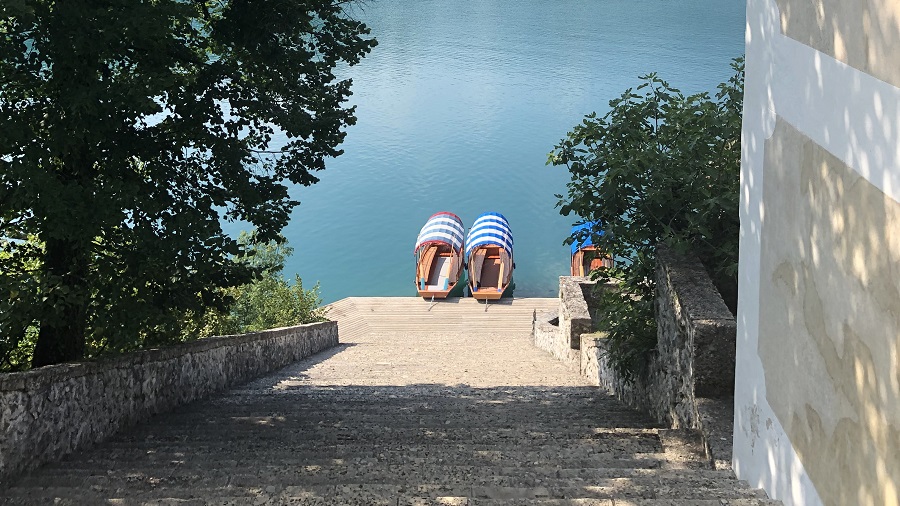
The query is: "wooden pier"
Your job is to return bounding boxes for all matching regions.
[325,296,557,340]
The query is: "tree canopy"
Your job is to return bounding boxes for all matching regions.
[0,1,375,367]
[549,58,744,378]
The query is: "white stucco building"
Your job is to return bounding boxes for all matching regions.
[736,1,900,505]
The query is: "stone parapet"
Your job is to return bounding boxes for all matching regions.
[546,249,736,469]
[655,247,735,398]
[0,321,337,485]
[532,309,578,367]
[559,276,592,350]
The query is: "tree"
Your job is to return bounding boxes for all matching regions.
[548,58,743,378]
[0,1,375,367]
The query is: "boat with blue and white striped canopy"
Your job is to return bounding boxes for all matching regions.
[465,212,514,300]
[414,212,465,298]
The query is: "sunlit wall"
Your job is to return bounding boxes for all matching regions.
[737,1,900,505]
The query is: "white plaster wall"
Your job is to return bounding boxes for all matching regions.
[737,0,900,504]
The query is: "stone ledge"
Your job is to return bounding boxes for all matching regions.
[559,276,592,350]
[0,321,338,485]
[533,309,578,368]
[657,246,736,399]
[656,246,733,321]
[558,247,737,470]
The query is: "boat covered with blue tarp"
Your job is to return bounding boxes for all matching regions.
[570,221,612,276]
[414,212,465,298]
[465,212,514,300]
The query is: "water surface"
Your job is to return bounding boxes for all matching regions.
[230,0,746,303]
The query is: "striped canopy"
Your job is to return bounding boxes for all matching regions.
[414,212,465,253]
[465,212,513,260]
[570,221,605,255]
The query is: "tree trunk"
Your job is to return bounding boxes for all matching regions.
[32,237,89,368]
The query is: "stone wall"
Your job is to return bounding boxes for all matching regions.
[655,247,736,399]
[559,277,592,351]
[532,276,596,367]
[532,310,577,367]
[0,321,337,485]
[544,250,736,468]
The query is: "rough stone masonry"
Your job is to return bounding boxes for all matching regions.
[0,321,337,485]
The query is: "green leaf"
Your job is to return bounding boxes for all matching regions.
[547,56,743,379]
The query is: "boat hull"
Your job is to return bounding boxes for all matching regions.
[466,245,513,300]
[415,244,464,299]
[417,282,465,299]
[464,212,514,300]
[414,212,466,299]
[571,245,613,277]
[469,281,514,300]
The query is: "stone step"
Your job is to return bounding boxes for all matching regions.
[218,392,627,401]
[11,466,752,491]
[124,397,649,410]
[54,448,672,473]
[18,466,745,486]
[140,410,655,427]
[197,387,621,400]
[0,496,784,506]
[1,479,770,504]
[172,402,651,419]
[218,386,608,395]
[63,439,669,463]
[127,419,655,434]
[107,428,662,448]
[181,406,642,419]
[127,420,656,435]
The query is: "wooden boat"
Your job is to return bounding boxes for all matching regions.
[465,212,514,300]
[570,222,613,277]
[414,212,465,298]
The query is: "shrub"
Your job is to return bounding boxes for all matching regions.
[549,58,743,380]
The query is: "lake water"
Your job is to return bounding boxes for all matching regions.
[235,0,746,304]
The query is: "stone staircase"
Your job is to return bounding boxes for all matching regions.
[1,297,779,505]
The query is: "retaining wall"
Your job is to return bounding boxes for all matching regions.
[0,321,337,485]
[536,248,736,468]
[532,276,611,367]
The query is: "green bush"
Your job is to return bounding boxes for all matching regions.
[549,58,744,381]
[227,275,326,334]
[0,238,42,371]
[180,233,327,339]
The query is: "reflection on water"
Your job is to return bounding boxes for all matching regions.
[225,0,746,303]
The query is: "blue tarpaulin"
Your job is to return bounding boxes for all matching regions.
[571,221,604,255]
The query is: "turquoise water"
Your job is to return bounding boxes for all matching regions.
[232,0,746,304]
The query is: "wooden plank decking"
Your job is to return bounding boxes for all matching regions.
[324,296,557,340]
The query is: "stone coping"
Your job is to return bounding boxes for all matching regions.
[656,246,733,322]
